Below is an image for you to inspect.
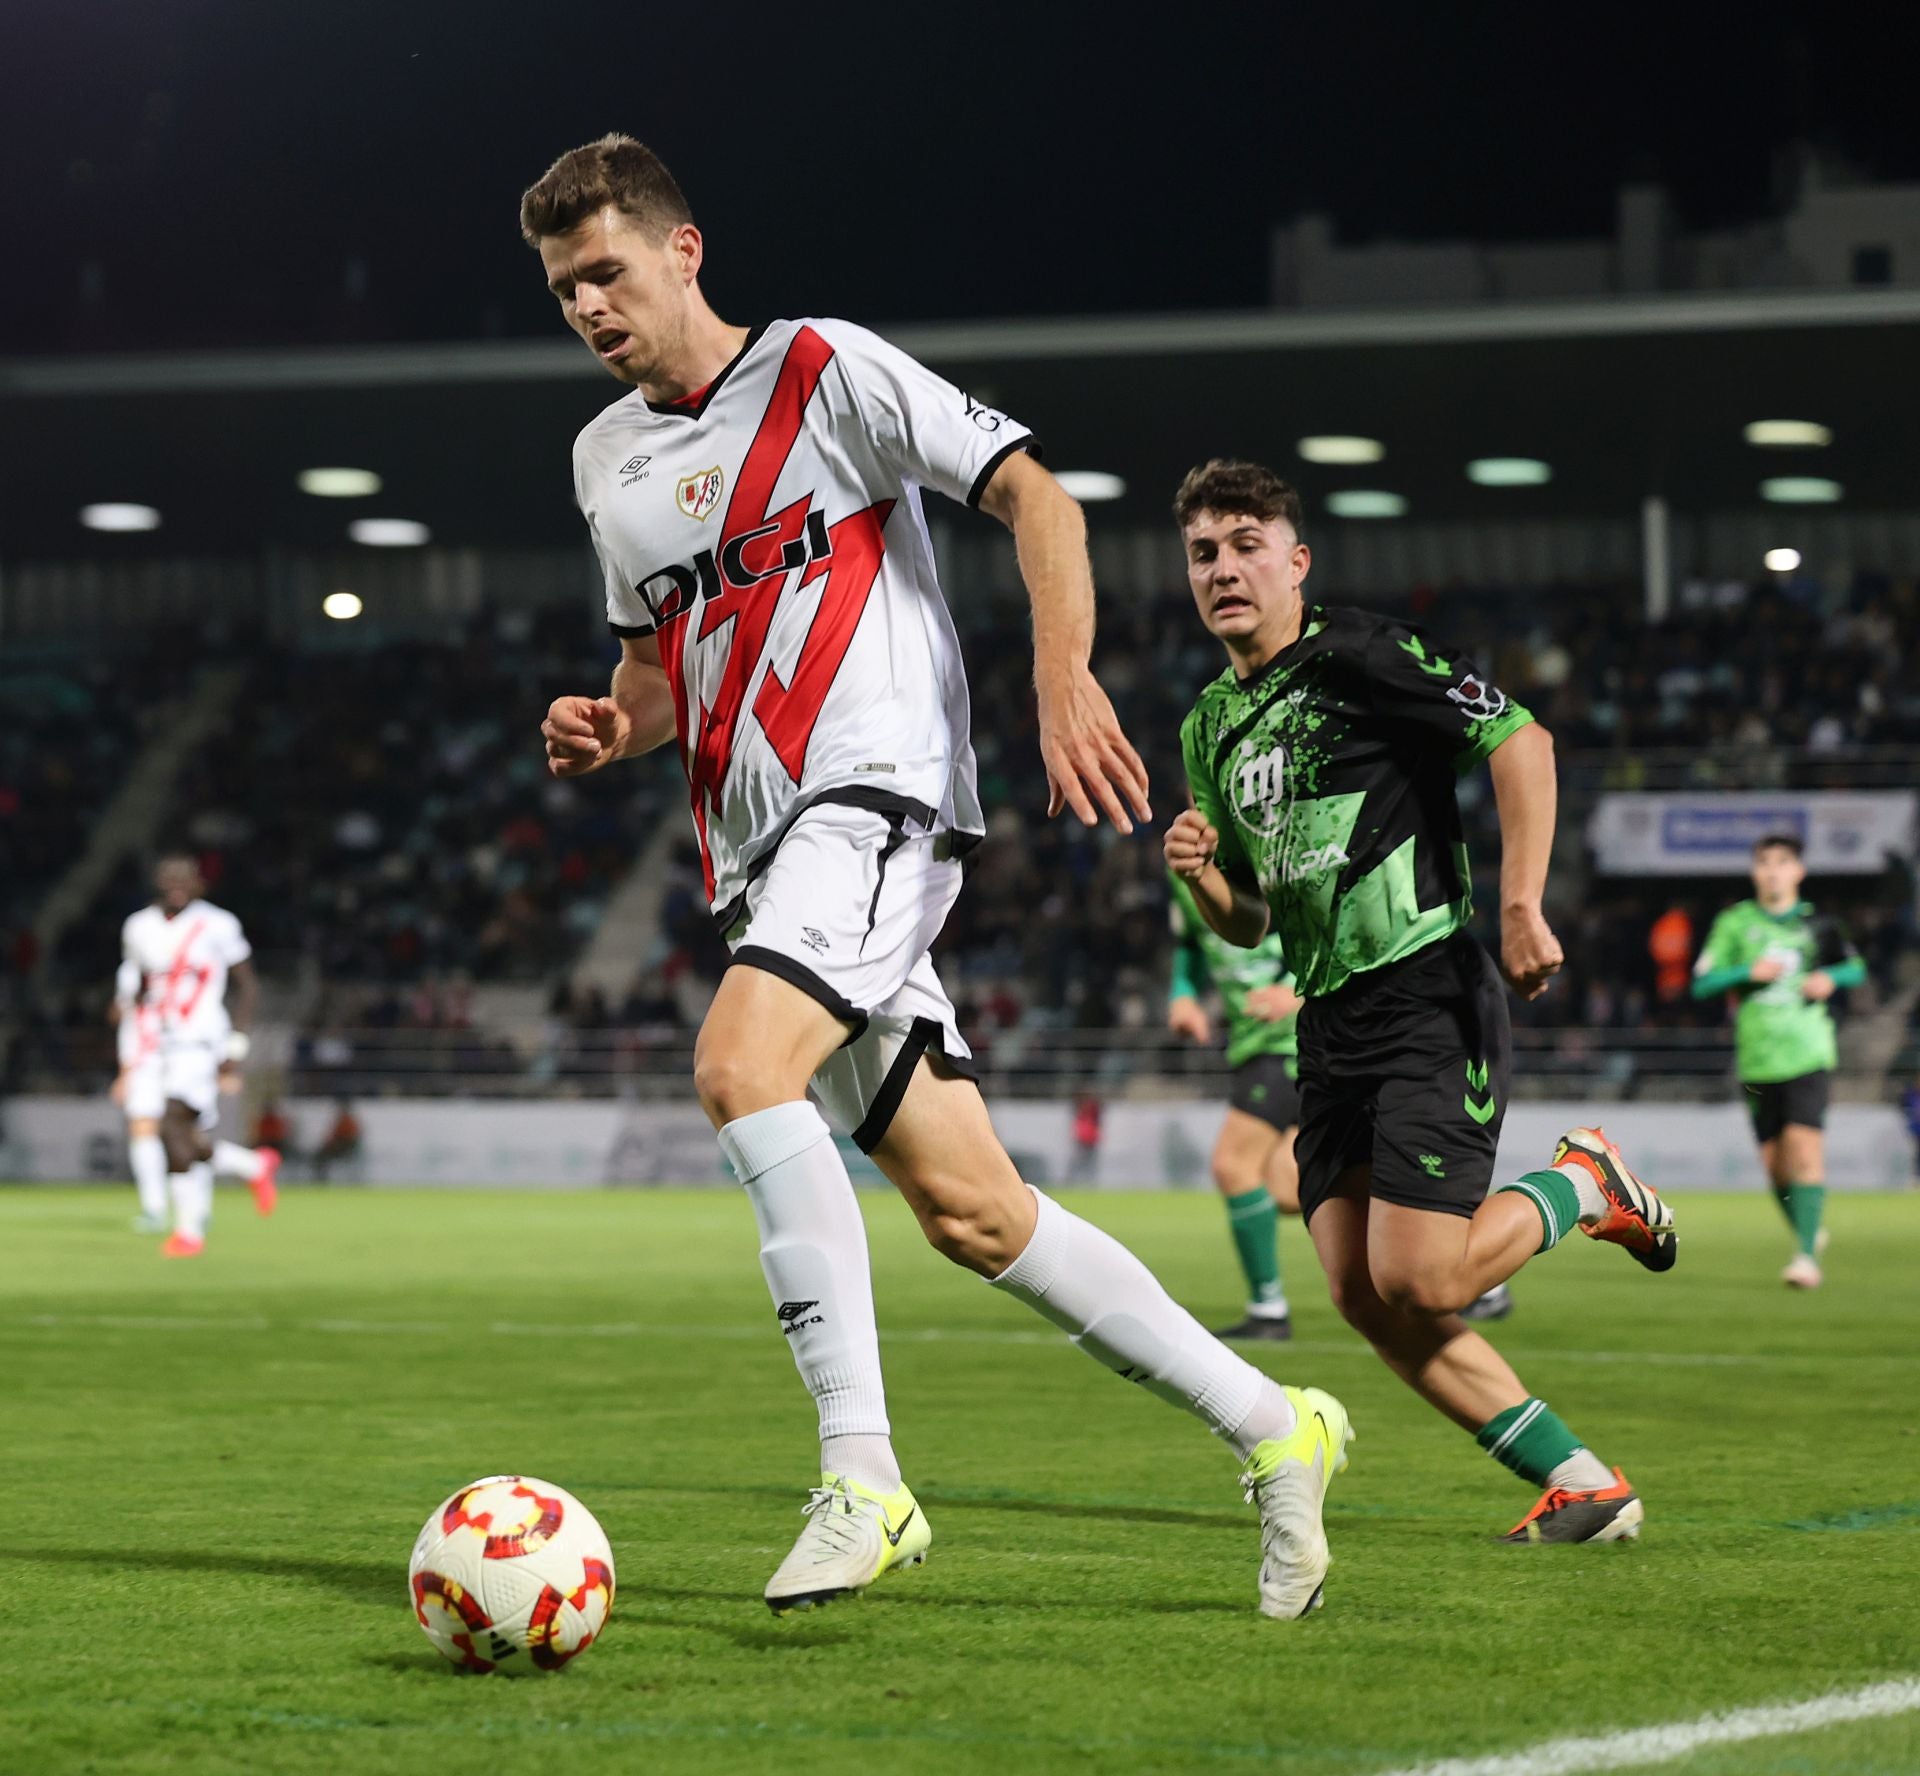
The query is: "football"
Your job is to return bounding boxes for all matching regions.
[408,1475,615,1675]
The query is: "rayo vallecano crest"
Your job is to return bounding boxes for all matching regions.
[676,466,725,521]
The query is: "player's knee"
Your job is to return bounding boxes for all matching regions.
[1325,1270,1392,1336]
[1373,1268,1468,1317]
[692,1044,784,1127]
[917,1198,1012,1276]
[1210,1153,1254,1196]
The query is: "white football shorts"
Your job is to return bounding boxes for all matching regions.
[723,796,977,1151]
[121,1052,167,1123]
[159,1039,223,1130]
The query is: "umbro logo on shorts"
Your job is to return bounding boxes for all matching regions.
[801,926,829,954]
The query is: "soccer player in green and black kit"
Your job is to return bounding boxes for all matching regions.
[1691,832,1864,1289]
[1167,870,1304,1339]
[1163,459,1676,1544]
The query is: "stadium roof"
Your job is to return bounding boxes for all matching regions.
[4,289,1918,560]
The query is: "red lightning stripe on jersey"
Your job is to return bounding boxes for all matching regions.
[754,497,894,783]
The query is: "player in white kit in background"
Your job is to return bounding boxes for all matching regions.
[527,136,1352,1620]
[118,855,280,1258]
[111,956,169,1232]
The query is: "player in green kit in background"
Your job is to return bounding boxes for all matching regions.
[1167,869,1304,1339]
[1163,459,1675,1544]
[1691,832,1864,1289]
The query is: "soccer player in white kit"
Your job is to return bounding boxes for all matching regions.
[112,956,170,1232]
[118,854,280,1257]
[526,135,1352,1619]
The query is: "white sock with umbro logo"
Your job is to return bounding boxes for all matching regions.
[719,1101,902,1493]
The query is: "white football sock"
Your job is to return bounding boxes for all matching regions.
[130,1135,168,1219]
[1554,1160,1610,1224]
[1546,1448,1615,1491]
[717,1102,901,1493]
[992,1187,1296,1457]
[213,1140,261,1182]
[169,1163,214,1240]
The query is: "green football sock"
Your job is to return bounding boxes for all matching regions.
[1492,1169,1581,1253]
[1223,1187,1284,1306]
[1786,1182,1826,1258]
[1476,1398,1583,1487]
[1768,1180,1797,1232]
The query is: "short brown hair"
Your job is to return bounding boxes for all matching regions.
[1753,831,1803,858]
[519,133,694,245]
[1172,459,1305,537]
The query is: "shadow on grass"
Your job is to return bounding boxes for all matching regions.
[575,1477,1248,1534]
[0,1544,394,1604]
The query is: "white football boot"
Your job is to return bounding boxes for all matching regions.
[1240,1384,1354,1619]
[764,1473,930,1614]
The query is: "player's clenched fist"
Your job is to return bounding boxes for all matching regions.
[1163,808,1219,881]
[543,695,630,778]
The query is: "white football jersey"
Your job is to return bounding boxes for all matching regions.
[573,317,1036,922]
[113,957,157,1068]
[120,899,251,1045]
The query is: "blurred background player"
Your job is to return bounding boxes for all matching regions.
[119,855,279,1257]
[1166,459,1673,1545]
[110,957,167,1233]
[1166,867,1301,1339]
[529,135,1350,1620]
[1690,833,1864,1288]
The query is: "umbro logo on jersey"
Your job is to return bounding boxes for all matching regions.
[619,455,652,486]
[676,466,725,521]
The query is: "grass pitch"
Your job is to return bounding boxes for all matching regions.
[3,1183,1917,1775]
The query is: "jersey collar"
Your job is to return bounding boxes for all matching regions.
[1234,602,1320,690]
[1759,898,1813,923]
[642,324,767,420]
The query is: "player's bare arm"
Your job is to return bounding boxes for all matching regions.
[978,450,1150,835]
[544,634,677,777]
[1164,810,1269,946]
[1487,722,1563,1000]
[220,957,260,1088]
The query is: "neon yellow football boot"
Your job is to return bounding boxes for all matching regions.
[1240,1385,1353,1619]
[764,1473,931,1615]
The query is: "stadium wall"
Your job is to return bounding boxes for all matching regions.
[4,1096,1911,1191]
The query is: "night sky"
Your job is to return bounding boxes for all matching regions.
[4,1,1916,357]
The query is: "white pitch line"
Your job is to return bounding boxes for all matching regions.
[8,1312,1909,1370]
[1378,1677,1920,1776]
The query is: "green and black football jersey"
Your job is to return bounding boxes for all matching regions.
[1690,898,1863,1083]
[1179,604,1533,999]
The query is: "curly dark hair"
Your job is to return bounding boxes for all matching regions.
[1171,459,1305,536]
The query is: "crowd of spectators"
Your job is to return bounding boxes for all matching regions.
[5,566,1917,1097]
[158,604,668,983]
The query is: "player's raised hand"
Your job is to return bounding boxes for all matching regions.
[543,695,630,778]
[1801,970,1837,1001]
[1501,904,1564,1001]
[1163,808,1219,881]
[1167,996,1212,1045]
[1747,956,1786,984]
[1036,667,1151,835]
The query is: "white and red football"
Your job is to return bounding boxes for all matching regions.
[408,1475,615,1675]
